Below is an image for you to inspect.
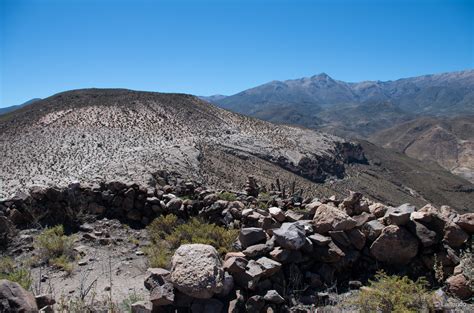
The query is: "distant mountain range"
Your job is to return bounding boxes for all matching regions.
[208,70,474,138]
[0,98,42,115]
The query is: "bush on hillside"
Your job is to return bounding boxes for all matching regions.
[350,271,433,313]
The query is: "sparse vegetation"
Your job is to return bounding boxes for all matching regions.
[120,290,144,313]
[146,214,238,268]
[218,191,237,201]
[147,214,179,241]
[0,257,32,289]
[144,242,173,268]
[459,249,474,290]
[350,271,434,313]
[35,225,75,273]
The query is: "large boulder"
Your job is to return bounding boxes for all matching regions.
[370,225,418,265]
[312,204,356,233]
[272,222,306,250]
[0,279,38,313]
[170,244,224,299]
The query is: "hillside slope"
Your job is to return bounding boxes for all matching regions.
[370,116,474,183]
[0,89,472,211]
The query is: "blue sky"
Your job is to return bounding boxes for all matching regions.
[0,0,472,107]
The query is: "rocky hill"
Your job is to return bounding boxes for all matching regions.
[0,98,42,116]
[212,70,474,138]
[370,116,474,183]
[0,89,473,212]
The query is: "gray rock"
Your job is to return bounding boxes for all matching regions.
[361,219,385,242]
[166,198,183,212]
[307,233,331,246]
[256,257,282,277]
[384,203,416,226]
[170,244,224,299]
[239,227,266,248]
[263,290,285,304]
[370,225,418,265]
[273,222,306,250]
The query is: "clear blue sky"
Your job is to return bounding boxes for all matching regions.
[0,0,472,107]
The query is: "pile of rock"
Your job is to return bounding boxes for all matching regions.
[1,176,472,312]
[0,172,215,235]
[139,191,473,312]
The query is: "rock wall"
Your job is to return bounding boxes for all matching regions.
[0,175,473,312]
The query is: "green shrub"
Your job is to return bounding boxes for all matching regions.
[0,257,32,289]
[166,218,238,254]
[145,215,238,268]
[148,214,179,242]
[350,271,433,313]
[218,192,237,202]
[50,255,74,275]
[35,225,75,273]
[143,242,173,268]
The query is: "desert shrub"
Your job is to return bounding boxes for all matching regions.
[0,257,32,289]
[351,271,433,313]
[166,218,238,254]
[143,242,173,268]
[50,255,74,275]
[218,192,237,202]
[459,249,474,289]
[145,215,238,267]
[148,214,179,242]
[35,225,75,273]
[120,290,144,313]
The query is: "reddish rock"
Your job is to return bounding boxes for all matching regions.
[446,274,472,300]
